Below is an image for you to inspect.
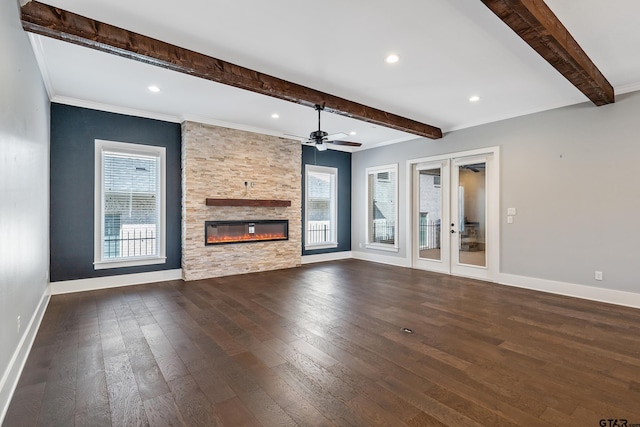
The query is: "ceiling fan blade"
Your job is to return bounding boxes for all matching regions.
[325,132,348,140]
[327,140,362,147]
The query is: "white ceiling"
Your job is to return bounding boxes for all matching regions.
[28,0,640,151]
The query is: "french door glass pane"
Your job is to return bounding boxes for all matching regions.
[457,162,486,267]
[418,168,442,260]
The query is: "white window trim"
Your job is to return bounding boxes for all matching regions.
[94,139,167,269]
[305,164,338,250]
[365,163,399,252]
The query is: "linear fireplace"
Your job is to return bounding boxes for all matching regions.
[205,220,289,245]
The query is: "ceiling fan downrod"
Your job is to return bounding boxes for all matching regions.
[310,103,328,144]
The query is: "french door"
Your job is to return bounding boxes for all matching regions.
[411,149,498,281]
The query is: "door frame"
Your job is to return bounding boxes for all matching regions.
[406,146,500,281]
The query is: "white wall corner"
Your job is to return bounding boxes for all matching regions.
[616,82,640,95]
[50,269,183,295]
[27,34,55,100]
[497,273,640,310]
[301,251,352,265]
[0,287,50,425]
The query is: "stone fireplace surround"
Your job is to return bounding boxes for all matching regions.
[181,121,301,281]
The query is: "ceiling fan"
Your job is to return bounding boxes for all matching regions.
[461,164,485,173]
[299,104,362,151]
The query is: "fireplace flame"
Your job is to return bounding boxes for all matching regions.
[206,232,287,244]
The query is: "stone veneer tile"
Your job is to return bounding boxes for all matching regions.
[181,121,301,281]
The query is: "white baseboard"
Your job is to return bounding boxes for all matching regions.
[497,273,640,310]
[350,254,640,310]
[351,250,411,268]
[301,251,352,264]
[50,269,183,295]
[0,288,50,425]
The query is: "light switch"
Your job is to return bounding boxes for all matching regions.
[507,207,517,216]
[507,216,514,224]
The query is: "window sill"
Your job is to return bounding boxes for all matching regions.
[94,256,167,270]
[305,243,338,251]
[365,243,399,253]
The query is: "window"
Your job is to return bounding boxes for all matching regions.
[94,140,166,269]
[366,163,398,251]
[305,165,338,249]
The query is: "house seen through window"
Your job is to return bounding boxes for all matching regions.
[366,164,398,251]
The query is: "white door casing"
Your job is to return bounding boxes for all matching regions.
[408,147,500,281]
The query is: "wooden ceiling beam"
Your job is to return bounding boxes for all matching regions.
[480,0,614,106]
[21,1,442,139]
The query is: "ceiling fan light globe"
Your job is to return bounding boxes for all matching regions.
[316,143,328,151]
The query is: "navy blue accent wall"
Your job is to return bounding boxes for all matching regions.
[302,145,352,255]
[50,103,182,281]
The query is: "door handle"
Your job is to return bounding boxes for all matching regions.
[451,229,456,234]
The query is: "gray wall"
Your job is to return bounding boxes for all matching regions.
[353,91,640,293]
[0,0,50,414]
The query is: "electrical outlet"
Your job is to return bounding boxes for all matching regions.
[17,316,21,334]
[595,271,603,281]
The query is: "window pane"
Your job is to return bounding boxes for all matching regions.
[103,153,159,259]
[458,162,486,267]
[368,167,396,245]
[306,167,337,246]
[418,168,442,260]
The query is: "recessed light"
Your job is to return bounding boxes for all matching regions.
[148,85,160,93]
[271,113,280,119]
[350,131,357,136]
[469,95,480,102]
[385,54,399,64]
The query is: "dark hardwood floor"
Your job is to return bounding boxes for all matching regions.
[5,259,640,426]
